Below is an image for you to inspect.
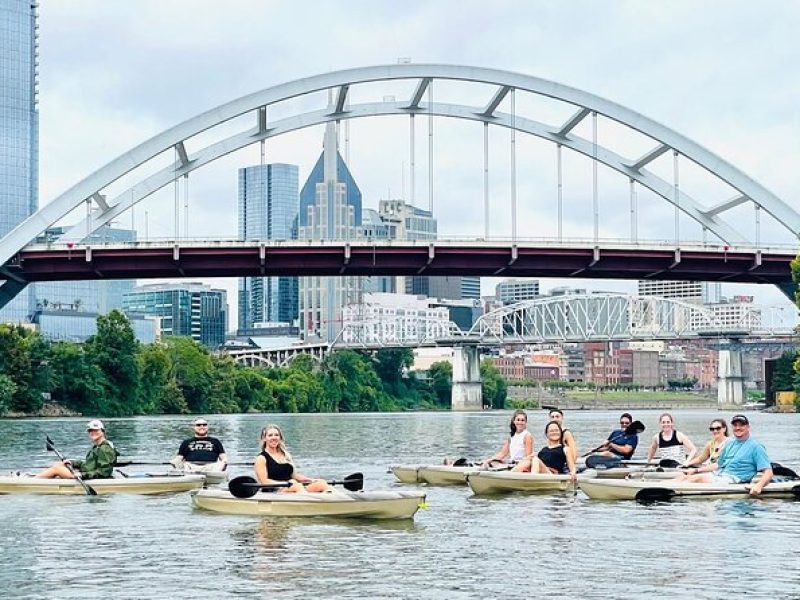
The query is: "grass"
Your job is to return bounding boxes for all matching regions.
[562,390,713,402]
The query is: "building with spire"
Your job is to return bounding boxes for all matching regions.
[297,114,362,343]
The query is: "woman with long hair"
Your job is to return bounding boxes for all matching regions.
[685,418,729,467]
[254,424,331,493]
[479,409,534,469]
[513,420,577,480]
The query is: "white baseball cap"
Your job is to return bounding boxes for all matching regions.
[86,419,105,431]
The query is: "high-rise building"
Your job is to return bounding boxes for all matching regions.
[0,0,38,323]
[297,117,362,342]
[496,279,540,304]
[237,163,299,330]
[36,225,136,314]
[123,282,227,349]
[637,280,704,303]
[376,199,476,300]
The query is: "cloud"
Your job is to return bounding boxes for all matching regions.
[32,0,800,329]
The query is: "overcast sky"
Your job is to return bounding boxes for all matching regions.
[36,1,800,328]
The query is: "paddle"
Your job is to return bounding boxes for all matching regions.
[45,436,97,496]
[635,484,800,504]
[583,420,646,457]
[228,473,364,498]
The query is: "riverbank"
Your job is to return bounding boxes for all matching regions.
[3,403,81,419]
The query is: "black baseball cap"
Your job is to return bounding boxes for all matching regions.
[731,414,749,425]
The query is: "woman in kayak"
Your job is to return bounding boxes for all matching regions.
[479,409,533,469]
[646,413,697,465]
[35,419,118,480]
[547,408,578,463]
[255,424,331,493]
[684,418,729,467]
[512,421,577,480]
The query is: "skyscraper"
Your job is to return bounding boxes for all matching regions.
[237,163,299,330]
[297,118,362,343]
[0,0,38,322]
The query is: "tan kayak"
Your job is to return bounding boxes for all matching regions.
[390,465,422,484]
[580,477,800,501]
[172,462,229,485]
[0,473,206,495]
[192,488,427,519]
[467,470,597,495]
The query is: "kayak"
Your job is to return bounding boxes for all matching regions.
[0,473,206,495]
[173,462,229,485]
[389,464,476,486]
[593,466,684,480]
[579,477,800,501]
[467,469,597,495]
[390,465,422,484]
[192,488,427,519]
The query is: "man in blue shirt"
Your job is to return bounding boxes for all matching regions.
[684,414,772,496]
[592,413,640,460]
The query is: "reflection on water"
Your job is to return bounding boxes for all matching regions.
[1,410,799,598]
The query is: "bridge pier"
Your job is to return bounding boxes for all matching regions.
[717,341,745,406]
[451,345,482,411]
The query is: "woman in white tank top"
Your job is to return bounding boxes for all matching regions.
[480,410,533,468]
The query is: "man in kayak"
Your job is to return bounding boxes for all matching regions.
[681,414,773,496]
[35,419,118,479]
[171,418,227,471]
[587,413,640,460]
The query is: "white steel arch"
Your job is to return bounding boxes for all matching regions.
[471,293,771,342]
[2,63,798,268]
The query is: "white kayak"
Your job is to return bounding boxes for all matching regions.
[390,464,476,486]
[579,477,800,501]
[192,488,427,519]
[467,469,597,495]
[173,462,229,485]
[0,473,206,495]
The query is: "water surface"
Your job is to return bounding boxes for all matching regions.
[1,410,798,599]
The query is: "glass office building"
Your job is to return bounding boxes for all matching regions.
[0,0,38,322]
[123,282,227,349]
[238,163,299,330]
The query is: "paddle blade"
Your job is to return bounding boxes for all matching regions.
[659,459,682,469]
[337,472,364,492]
[45,437,55,452]
[625,421,646,435]
[635,487,676,504]
[229,476,260,499]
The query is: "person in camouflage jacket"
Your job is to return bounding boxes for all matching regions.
[35,419,119,480]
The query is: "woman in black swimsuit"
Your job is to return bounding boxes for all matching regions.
[513,421,577,481]
[254,424,331,493]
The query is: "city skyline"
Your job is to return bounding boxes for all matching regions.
[25,2,800,328]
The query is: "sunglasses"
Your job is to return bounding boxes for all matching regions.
[709,426,723,432]
[86,428,101,432]
[620,421,631,426]
[195,424,208,427]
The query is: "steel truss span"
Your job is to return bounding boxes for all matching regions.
[224,293,791,363]
[1,63,798,275]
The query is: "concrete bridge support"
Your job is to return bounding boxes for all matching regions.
[452,345,483,411]
[717,342,745,406]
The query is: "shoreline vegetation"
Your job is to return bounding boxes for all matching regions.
[0,310,507,418]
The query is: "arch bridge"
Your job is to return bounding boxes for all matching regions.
[2,64,799,306]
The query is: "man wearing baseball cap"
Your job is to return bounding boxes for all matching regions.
[683,414,773,496]
[35,419,119,480]
[170,418,227,472]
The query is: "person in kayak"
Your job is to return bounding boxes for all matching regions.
[171,418,227,470]
[255,424,331,493]
[479,409,533,469]
[512,421,577,481]
[35,419,118,480]
[586,413,640,460]
[680,414,773,496]
[547,408,578,463]
[684,418,729,467]
[646,413,697,464]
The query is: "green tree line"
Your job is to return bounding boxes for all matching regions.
[0,310,507,417]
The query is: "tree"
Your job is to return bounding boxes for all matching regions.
[771,350,798,393]
[481,359,507,409]
[163,337,215,413]
[0,374,16,416]
[428,361,452,407]
[374,348,413,396]
[49,342,107,415]
[84,310,141,416]
[0,324,50,413]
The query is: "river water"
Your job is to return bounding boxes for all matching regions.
[1,409,799,599]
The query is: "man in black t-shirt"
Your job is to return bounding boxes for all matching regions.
[171,418,227,468]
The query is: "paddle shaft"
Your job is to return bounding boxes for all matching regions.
[45,436,97,496]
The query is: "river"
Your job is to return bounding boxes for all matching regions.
[1,409,799,599]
